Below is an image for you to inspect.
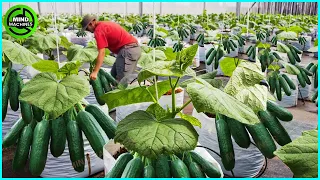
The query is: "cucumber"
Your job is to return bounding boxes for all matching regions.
[106,153,133,177]
[302,68,313,76]
[9,69,19,111]
[144,165,156,178]
[2,68,11,121]
[20,101,33,124]
[102,69,118,86]
[287,51,296,65]
[258,111,292,146]
[3,118,26,148]
[189,162,206,178]
[189,151,221,178]
[90,77,105,105]
[315,72,318,89]
[267,100,293,121]
[282,74,296,90]
[206,49,216,65]
[297,72,307,87]
[279,76,291,96]
[98,69,112,92]
[300,68,311,85]
[50,116,67,157]
[225,117,251,148]
[215,115,235,171]
[312,92,318,102]
[63,107,74,124]
[155,154,171,178]
[12,124,33,171]
[171,157,190,178]
[121,157,144,178]
[275,77,282,101]
[269,75,276,94]
[245,122,277,159]
[66,120,85,172]
[85,104,116,139]
[206,48,214,60]
[29,119,51,176]
[76,110,108,158]
[310,64,317,74]
[32,105,44,122]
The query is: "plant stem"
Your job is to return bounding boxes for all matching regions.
[76,102,85,111]
[145,88,157,103]
[154,75,159,101]
[177,99,192,113]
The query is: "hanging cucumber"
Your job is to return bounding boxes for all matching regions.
[66,109,85,172]
[189,151,221,178]
[29,117,51,176]
[143,158,156,178]
[155,154,171,178]
[121,156,144,178]
[90,76,105,105]
[85,104,116,139]
[106,153,134,178]
[50,116,67,157]
[281,74,296,90]
[32,105,44,122]
[266,100,293,122]
[215,114,235,171]
[9,69,19,111]
[171,155,190,178]
[279,76,292,96]
[2,67,11,121]
[225,117,251,148]
[3,118,26,148]
[258,111,292,146]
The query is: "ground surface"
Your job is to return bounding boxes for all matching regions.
[2,45,318,178]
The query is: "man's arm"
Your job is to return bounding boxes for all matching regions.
[90,48,105,80]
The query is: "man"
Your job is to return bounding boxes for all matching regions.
[81,15,141,84]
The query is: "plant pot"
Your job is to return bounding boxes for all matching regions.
[192,109,265,177]
[276,73,299,108]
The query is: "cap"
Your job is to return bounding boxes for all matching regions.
[81,15,96,31]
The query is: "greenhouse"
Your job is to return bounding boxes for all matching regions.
[1,2,318,178]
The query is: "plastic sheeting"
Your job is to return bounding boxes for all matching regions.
[192,109,265,178]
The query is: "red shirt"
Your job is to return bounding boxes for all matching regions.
[94,21,138,54]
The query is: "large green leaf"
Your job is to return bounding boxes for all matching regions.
[146,103,168,120]
[58,61,82,75]
[60,36,73,50]
[283,62,301,75]
[176,44,198,71]
[137,61,183,83]
[19,72,90,119]
[32,60,59,73]
[224,61,267,112]
[274,129,318,178]
[67,45,98,63]
[2,39,42,66]
[101,79,176,109]
[277,31,297,40]
[177,112,202,127]
[137,50,167,69]
[287,26,304,35]
[163,47,177,61]
[187,82,260,125]
[104,55,116,66]
[220,57,243,77]
[114,110,198,158]
[25,33,60,53]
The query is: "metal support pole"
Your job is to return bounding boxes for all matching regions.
[37,2,41,15]
[160,2,162,15]
[203,2,206,10]
[236,2,241,17]
[79,2,82,16]
[139,2,143,16]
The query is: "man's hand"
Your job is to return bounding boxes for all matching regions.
[90,71,98,81]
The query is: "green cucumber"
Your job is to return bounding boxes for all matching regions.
[106,153,133,177]
[144,165,156,178]
[314,72,318,89]
[258,111,292,146]
[312,92,318,102]
[216,114,235,171]
[29,119,51,176]
[206,49,216,65]
[310,64,318,74]
[189,151,221,178]
[50,116,67,157]
[206,48,214,59]
[76,110,108,158]
[3,118,26,148]
[66,120,85,172]
[297,72,307,87]
[300,68,311,85]
[266,100,293,122]
[85,104,116,139]
[155,154,171,178]
[32,105,44,122]
[2,68,11,121]
[90,76,105,105]
[269,75,276,94]
[12,124,33,171]
[246,122,277,159]
[9,69,19,111]
[121,157,144,178]
[101,69,118,86]
[225,117,251,148]
[279,76,291,96]
[282,74,296,90]
[171,156,190,178]
[275,77,282,101]
[99,70,112,92]
[189,162,206,178]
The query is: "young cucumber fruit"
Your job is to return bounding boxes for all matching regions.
[225,116,251,149]
[121,157,144,178]
[267,100,293,121]
[50,116,67,157]
[171,156,190,178]
[106,153,134,177]
[189,151,221,178]
[155,154,171,178]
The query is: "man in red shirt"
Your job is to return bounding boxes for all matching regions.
[81,15,141,84]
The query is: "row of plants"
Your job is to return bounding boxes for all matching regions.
[2,11,318,178]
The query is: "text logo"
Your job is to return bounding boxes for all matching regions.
[4,5,38,39]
